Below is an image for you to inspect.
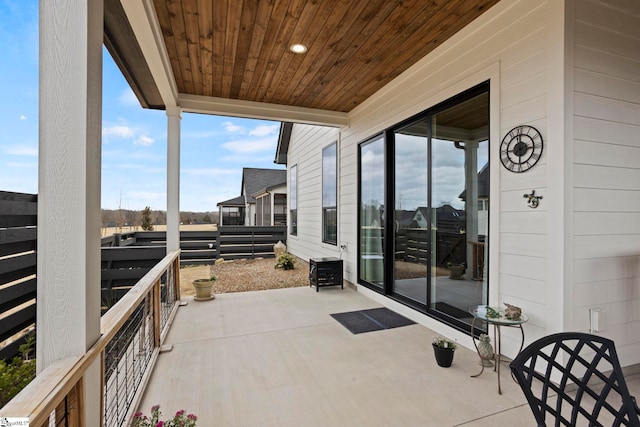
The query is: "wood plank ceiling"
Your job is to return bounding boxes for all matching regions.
[152,0,499,113]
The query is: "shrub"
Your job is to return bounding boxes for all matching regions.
[0,334,36,408]
[275,253,296,270]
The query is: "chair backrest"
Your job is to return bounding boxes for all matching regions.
[509,332,640,427]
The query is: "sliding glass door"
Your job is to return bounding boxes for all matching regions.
[393,118,429,305]
[359,136,385,290]
[358,83,489,330]
[429,92,488,324]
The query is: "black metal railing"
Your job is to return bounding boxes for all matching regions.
[0,251,181,427]
[104,296,154,427]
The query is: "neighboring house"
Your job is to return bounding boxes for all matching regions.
[216,195,246,226]
[459,164,489,237]
[408,206,465,232]
[217,167,286,226]
[253,182,287,226]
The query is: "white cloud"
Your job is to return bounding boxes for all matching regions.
[135,134,154,146]
[103,125,134,139]
[222,121,245,133]
[249,124,278,137]
[222,136,276,153]
[20,115,26,120]
[118,88,140,107]
[3,144,38,156]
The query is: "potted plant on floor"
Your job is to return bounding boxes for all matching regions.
[432,336,457,367]
[192,264,216,301]
[447,262,465,279]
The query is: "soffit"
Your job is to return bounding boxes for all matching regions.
[147,0,499,114]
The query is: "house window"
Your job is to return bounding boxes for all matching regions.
[255,194,272,226]
[290,165,297,235]
[256,197,264,226]
[358,82,490,333]
[274,194,287,225]
[221,207,244,225]
[322,142,337,245]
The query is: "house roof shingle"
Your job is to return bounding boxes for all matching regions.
[217,195,246,207]
[241,168,287,204]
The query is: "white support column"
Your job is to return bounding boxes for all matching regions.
[166,106,182,253]
[464,140,479,273]
[38,0,102,423]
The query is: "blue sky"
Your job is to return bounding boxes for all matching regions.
[0,1,283,212]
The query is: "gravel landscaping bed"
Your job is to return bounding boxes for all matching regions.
[179,256,310,297]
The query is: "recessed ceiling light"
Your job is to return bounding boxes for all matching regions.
[289,44,308,54]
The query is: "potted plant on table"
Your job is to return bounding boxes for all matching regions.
[432,336,457,367]
[192,264,216,301]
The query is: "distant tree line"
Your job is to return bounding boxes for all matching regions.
[101,208,218,231]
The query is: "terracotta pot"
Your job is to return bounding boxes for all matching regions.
[447,263,465,279]
[433,344,455,367]
[193,279,215,301]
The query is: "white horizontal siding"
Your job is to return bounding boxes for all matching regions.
[574,164,640,190]
[575,116,640,147]
[574,188,640,212]
[287,124,341,262]
[574,255,638,283]
[574,212,640,235]
[571,0,640,364]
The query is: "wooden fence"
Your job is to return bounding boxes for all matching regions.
[101,246,166,311]
[0,191,37,361]
[105,226,287,264]
[1,189,286,361]
[217,225,287,260]
[395,228,466,267]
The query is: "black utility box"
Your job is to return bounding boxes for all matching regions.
[309,257,343,292]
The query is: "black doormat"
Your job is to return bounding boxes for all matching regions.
[435,302,471,319]
[330,307,415,334]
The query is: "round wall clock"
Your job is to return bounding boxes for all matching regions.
[500,125,543,173]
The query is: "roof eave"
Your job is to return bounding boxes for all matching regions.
[275,122,293,165]
[179,94,349,127]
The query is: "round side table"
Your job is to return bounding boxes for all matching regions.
[470,305,528,394]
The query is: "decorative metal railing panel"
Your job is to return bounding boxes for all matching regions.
[0,251,181,427]
[103,296,155,427]
[160,263,178,334]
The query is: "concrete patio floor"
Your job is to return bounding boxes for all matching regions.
[138,285,640,426]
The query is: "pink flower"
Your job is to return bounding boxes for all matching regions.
[133,405,197,426]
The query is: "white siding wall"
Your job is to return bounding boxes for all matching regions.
[287,125,341,260]
[571,0,640,366]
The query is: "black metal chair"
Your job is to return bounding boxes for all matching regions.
[509,332,640,426]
